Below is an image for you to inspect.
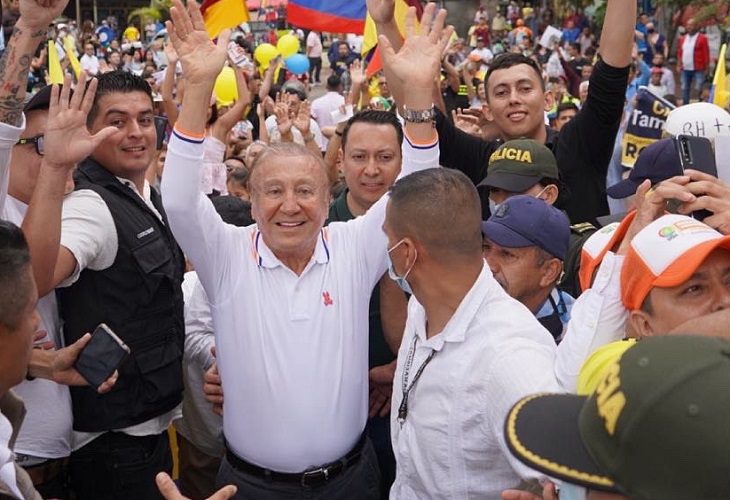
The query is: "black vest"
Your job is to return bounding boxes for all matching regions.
[59,159,185,432]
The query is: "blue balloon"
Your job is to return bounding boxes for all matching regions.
[285,54,310,75]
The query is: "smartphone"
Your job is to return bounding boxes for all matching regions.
[674,135,717,221]
[675,135,717,177]
[74,323,130,389]
[154,116,168,151]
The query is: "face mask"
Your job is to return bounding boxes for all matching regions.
[488,198,501,215]
[387,239,417,295]
[557,482,587,500]
[533,185,550,201]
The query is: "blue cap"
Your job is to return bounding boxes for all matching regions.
[606,139,682,199]
[481,195,571,260]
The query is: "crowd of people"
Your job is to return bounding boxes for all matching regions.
[0,0,729,499]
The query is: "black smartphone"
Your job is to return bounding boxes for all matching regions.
[154,116,168,151]
[674,135,718,221]
[675,135,717,177]
[74,323,130,389]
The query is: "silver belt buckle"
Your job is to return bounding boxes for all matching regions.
[301,466,329,487]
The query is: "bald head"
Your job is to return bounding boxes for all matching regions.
[387,168,483,259]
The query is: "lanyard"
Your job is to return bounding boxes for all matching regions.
[398,336,436,428]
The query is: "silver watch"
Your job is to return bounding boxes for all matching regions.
[401,106,436,123]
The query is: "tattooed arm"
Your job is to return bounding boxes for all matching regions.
[0,1,69,125]
[0,1,68,212]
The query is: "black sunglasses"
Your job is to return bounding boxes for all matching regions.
[16,135,44,156]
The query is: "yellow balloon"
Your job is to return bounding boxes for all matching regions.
[277,34,300,58]
[214,67,237,107]
[254,43,279,68]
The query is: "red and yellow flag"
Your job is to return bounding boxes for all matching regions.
[362,0,422,77]
[201,0,250,39]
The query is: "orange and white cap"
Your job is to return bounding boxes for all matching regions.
[578,212,636,292]
[621,214,730,310]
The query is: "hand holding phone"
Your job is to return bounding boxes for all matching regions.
[73,324,130,389]
[674,135,717,221]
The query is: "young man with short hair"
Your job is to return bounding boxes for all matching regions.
[368,0,636,225]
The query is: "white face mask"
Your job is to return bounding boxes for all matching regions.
[386,238,417,295]
[488,185,550,214]
[533,185,550,201]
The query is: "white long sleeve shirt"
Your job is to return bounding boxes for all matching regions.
[162,129,439,472]
[390,263,560,500]
[554,252,628,393]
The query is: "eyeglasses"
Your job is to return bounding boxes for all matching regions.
[16,135,44,156]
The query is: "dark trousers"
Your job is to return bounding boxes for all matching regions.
[177,432,222,499]
[308,57,322,83]
[216,438,380,500]
[366,416,395,500]
[69,431,172,500]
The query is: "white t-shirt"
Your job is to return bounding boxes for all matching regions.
[265,114,325,150]
[80,54,100,76]
[2,197,73,460]
[310,91,345,150]
[682,33,698,71]
[306,31,322,58]
[471,47,494,72]
[59,178,180,450]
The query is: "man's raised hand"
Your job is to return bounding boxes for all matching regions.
[43,73,118,170]
[366,0,396,25]
[18,0,70,31]
[379,2,454,91]
[166,0,230,87]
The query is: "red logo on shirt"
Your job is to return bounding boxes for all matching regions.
[322,291,334,306]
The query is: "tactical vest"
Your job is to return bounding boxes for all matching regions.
[59,159,185,432]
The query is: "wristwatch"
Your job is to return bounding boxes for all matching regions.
[401,105,436,124]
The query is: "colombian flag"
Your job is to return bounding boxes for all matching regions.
[361,0,422,77]
[201,0,250,39]
[287,0,366,34]
[710,44,729,110]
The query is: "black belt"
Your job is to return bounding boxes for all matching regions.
[224,433,366,488]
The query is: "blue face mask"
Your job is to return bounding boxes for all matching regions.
[387,238,417,295]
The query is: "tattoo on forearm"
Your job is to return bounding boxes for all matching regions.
[0,26,47,126]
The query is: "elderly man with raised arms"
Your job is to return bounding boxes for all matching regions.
[161,1,449,497]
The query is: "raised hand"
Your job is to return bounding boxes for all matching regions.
[18,0,70,31]
[293,100,312,136]
[273,92,293,137]
[379,2,454,91]
[349,59,366,92]
[166,0,230,86]
[366,0,396,25]
[451,108,482,137]
[163,42,178,67]
[43,73,118,170]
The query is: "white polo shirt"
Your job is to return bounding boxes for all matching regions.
[390,263,559,499]
[162,129,439,472]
